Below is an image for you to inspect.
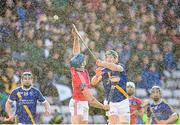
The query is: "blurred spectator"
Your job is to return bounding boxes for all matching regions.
[40,70,59,97]
[0,67,17,94]
[151,44,160,54]
[126,54,142,82]
[140,56,150,71]
[115,43,123,61]
[119,42,131,65]
[44,38,53,58]
[128,32,137,48]
[145,25,158,44]
[152,52,165,75]
[16,1,27,24]
[163,42,176,71]
[46,47,66,75]
[0,80,8,118]
[141,63,161,89]
[134,42,146,59]
[19,38,44,66]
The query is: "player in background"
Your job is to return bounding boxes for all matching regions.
[145,86,178,124]
[91,50,130,124]
[5,71,50,124]
[126,81,143,124]
[69,28,109,124]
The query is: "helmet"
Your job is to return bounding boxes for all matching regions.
[70,53,85,68]
[150,85,162,94]
[21,71,33,81]
[21,71,33,78]
[126,81,135,88]
[105,50,118,58]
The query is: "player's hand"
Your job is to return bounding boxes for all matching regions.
[4,114,14,122]
[44,110,50,117]
[95,68,102,77]
[71,28,77,39]
[0,116,5,122]
[96,59,104,67]
[103,105,110,111]
[155,118,166,124]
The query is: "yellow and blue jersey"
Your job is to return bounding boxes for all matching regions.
[102,63,127,102]
[8,86,46,124]
[147,100,176,124]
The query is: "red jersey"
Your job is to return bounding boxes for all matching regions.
[129,96,142,124]
[71,67,91,101]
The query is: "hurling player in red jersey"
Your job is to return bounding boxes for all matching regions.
[126,82,143,124]
[69,28,109,124]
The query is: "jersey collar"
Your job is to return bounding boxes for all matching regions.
[21,86,32,91]
[151,99,163,105]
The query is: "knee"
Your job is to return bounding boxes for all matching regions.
[109,115,119,124]
[119,115,130,124]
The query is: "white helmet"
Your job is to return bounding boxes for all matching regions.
[150,85,162,94]
[126,81,135,88]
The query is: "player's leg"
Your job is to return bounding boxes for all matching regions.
[69,99,89,124]
[79,100,89,124]
[69,99,80,123]
[109,115,119,124]
[81,119,88,124]
[108,102,119,124]
[118,114,130,124]
[118,99,130,124]
[71,115,83,124]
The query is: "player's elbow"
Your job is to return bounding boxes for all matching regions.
[91,79,97,86]
[44,100,50,107]
[168,113,179,124]
[116,65,124,72]
[82,89,93,102]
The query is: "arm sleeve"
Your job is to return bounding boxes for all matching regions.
[164,103,174,116]
[37,90,46,103]
[8,89,17,102]
[119,64,125,72]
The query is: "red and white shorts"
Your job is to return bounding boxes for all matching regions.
[69,98,89,121]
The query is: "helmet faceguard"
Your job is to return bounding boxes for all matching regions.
[105,50,118,59]
[70,53,85,68]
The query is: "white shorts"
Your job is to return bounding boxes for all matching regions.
[69,98,89,121]
[104,99,130,122]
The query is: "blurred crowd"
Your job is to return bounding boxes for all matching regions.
[0,0,180,123]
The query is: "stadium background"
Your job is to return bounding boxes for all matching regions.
[0,0,180,124]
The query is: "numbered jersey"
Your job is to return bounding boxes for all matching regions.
[8,86,46,124]
[147,100,175,124]
[71,67,91,101]
[102,63,127,102]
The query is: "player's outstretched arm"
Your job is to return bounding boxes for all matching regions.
[72,28,80,55]
[91,75,102,85]
[43,101,50,117]
[96,59,123,72]
[91,68,103,85]
[82,89,109,111]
